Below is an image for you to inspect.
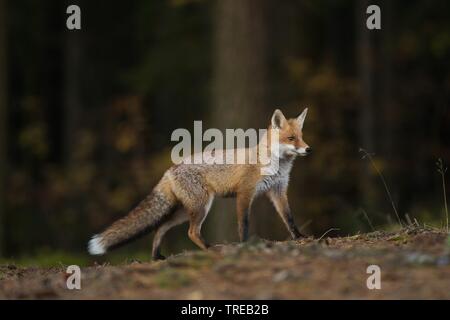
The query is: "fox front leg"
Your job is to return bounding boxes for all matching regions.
[267,190,304,239]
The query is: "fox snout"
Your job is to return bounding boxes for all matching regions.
[296,146,312,156]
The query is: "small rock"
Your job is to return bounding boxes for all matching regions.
[405,252,435,265]
[272,270,289,283]
[323,249,344,259]
[436,255,450,266]
[186,290,204,300]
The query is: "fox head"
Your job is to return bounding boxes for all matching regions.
[270,108,311,158]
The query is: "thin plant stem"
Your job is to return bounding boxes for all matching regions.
[361,208,375,231]
[442,174,448,233]
[360,148,402,227]
[437,158,448,233]
[318,228,340,241]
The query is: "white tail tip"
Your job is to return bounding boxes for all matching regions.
[88,235,106,255]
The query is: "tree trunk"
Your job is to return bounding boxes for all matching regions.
[357,0,375,153]
[381,0,394,158]
[212,0,267,128]
[61,10,86,249]
[209,0,268,242]
[0,0,8,256]
[63,27,83,165]
[357,0,376,207]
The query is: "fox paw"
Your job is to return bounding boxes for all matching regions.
[152,253,166,261]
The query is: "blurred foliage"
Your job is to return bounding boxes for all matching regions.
[0,0,449,263]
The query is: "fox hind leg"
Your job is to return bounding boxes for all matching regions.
[168,168,213,251]
[187,195,213,250]
[152,208,188,260]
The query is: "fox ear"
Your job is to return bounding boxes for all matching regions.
[271,109,287,129]
[297,108,308,130]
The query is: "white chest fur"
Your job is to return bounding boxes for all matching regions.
[255,159,293,195]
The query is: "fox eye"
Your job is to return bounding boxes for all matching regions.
[287,136,296,141]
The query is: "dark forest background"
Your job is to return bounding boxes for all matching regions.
[0,0,449,263]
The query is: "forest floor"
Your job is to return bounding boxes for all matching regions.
[1,227,450,299]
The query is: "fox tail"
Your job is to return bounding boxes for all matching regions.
[88,177,177,255]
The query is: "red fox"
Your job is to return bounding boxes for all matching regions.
[88,109,311,259]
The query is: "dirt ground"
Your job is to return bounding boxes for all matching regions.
[1,227,450,299]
